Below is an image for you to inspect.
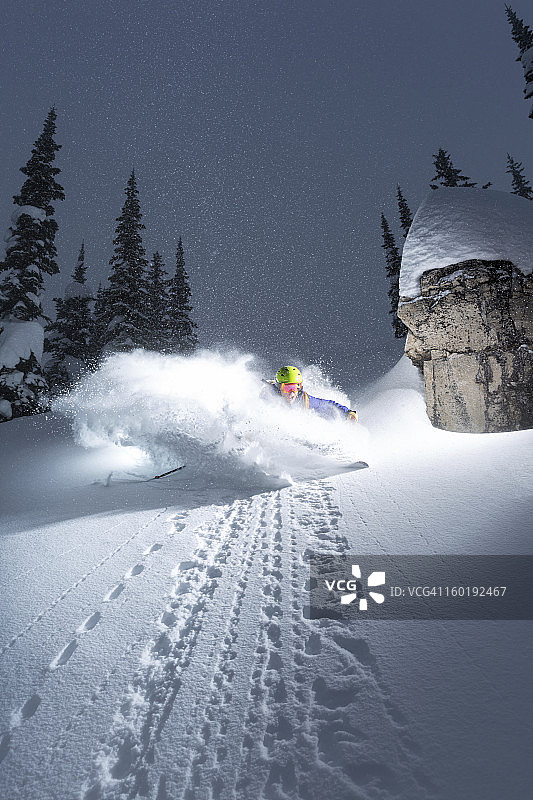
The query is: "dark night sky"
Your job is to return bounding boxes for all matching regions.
[1,0,532,386]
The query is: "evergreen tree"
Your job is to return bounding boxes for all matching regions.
[45,242,96,391]
[505,5,533,57]
[506,153,533,198]
[89,284,109,363]
[380,214,407,339]
[72,241,86,284]
[44,296,71,390]
[0,107,64,419]
[145,251,169,351]
[505,7,533,117]
[430,148,477,189]
[166,238,198,352]
[100,170,149,351]
[396,185,413,238]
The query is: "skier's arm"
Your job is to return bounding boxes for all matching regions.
[307,395,357,421]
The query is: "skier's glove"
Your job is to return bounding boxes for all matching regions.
[346,410,358,422]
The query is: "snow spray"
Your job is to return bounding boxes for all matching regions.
[55,349,368,484]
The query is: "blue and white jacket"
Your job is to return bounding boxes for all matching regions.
[262,381,353,420]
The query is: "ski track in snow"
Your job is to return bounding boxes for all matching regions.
[81,498,257,800]
[0,510,168,659]
[66,483,432,800]
[0,473,435,800]
[294,483,435,800]
[0,478,436,800]
[0,507,180,771]
[177,494,271,800]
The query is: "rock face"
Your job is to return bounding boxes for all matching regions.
[398,259,533,433]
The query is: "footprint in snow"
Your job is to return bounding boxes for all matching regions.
[125,563,144,579]
[50,639,78,670]
[10,694,41,728]
[175,559,199,572]
[160,610,177,628]
[0,732,10,764]
[331,632,377,668]
[77,611,101,633]
[20,694,41,721]
[312,676,360,709]
[143,542,163,555]
[104,583,124,602]
[304,632,322,655]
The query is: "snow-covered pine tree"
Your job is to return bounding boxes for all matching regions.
[89,284,109,363]
[44,295,70,390]
[166,238,198,353]
[100,170,149,352]
[145,251,169,352]
[380,214,407,339]
[505,5,533,57]
[45,242,96,392]
[506,6,533,117]
[396,185,413,238]
[0,107,65,420]
[506,153,533,199]
[430,148,477,189]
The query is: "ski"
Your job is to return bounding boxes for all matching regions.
[102,464,187,486]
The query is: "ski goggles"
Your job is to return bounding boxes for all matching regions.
[280,382,302,394]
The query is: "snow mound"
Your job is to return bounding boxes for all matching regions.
[0,398,12,419]
[55,349,367,484]
[3,206,47,254]
[10,205,46,224]
[356,355,437,463]
[0,320,44,369]
[400,188,533,300]
[358,354,423,400]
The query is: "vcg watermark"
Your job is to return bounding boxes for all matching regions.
[309,555,533,620]
[325,564,386,610]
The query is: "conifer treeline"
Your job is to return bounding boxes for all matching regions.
[46,170,198,393]
[0,110,197,421]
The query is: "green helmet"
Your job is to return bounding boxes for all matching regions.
[275,365,303,385]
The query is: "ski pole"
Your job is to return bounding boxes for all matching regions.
[147,464,186,481]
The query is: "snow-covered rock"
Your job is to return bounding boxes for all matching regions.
[398,189,533,433]
[399,188,533,301]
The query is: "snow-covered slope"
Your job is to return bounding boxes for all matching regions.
[1,352,532,800]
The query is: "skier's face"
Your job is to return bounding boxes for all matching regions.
[280,383,301,404]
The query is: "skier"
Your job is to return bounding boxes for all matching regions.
[262,366,358,422]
